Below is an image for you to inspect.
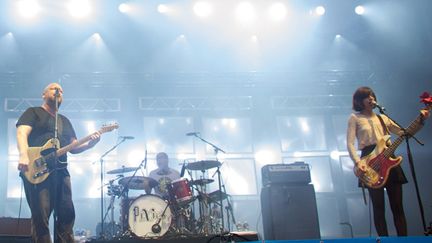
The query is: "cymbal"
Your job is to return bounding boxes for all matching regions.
[106,167,138,174]
[186,160,221,171]
[118,176,158,190]
[190,179,214,186]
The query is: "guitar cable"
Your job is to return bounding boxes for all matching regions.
[368,193,372,237]
[16,180,25,235]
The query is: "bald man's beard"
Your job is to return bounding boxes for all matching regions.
[46,97,62,109]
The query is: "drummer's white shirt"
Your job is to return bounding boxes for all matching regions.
[149,168,180,197]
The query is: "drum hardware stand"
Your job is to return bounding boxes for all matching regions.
[213,164,225,233]
[188,182,210,235]
[377,106,430,235]
[97,137,129,239]
[189,132,226,234]
[223,185,237,231]
[117,149,148,233]
[102,176,124,239]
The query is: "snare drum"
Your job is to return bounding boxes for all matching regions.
[170,178,193,204]
[128,194,172,238]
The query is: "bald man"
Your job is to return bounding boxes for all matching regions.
[16,83,100,243]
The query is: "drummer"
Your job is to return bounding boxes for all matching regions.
[149,152,180,199]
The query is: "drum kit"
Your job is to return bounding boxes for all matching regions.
[101,160,231,239]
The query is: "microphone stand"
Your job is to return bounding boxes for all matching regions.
[190,133,226,234]
[98,138,129,239]
[377,108,429,235]
[118,149,147,197]
[53,88,60,242]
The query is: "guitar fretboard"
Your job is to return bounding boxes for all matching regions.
[383,114,424,158]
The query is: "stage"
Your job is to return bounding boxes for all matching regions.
[85,236,432,243]
[1,235,432,243]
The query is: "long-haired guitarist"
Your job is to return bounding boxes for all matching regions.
[347,86,429,236]
[16,83,101,243]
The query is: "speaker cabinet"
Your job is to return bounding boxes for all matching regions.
[261,184,320,240]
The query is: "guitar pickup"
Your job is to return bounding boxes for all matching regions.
[33,169,49,179]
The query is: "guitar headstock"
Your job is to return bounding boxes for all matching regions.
[99,123,120,134]
[420,91,432,109]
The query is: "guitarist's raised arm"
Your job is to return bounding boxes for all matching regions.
[17,125,32,172]
[69,131,101,154]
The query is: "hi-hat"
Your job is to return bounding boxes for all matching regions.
[186,160,221,171]
[106,166,138,174]
[207,190,229,202]
[119,176,158,190]
[190,179,214,186]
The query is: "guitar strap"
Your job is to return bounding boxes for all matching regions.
[377,114,390,135]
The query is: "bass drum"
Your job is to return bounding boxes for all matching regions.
[128,194,172,238]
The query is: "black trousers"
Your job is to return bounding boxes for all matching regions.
[22,172,75,243]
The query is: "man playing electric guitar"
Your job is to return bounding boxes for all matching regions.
[17,83,102,243]
[347,87,429,237]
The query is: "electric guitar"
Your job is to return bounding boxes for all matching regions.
[354,92,431,188]
[24,123,119,184]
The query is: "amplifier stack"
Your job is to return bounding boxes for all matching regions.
[260,162,320,240]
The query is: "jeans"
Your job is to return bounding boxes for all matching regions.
[22,172,75,243]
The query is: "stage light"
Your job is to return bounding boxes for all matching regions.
[92,33,101,41]
[175,34,187,43]
[118,3,131,13]
[193,1,212,18]
[330,150,340,160]
[355,5,365,15]
[16,0,41,19]
[268,2,287,22]
[157,4,169,13]
[335,34,341,39]
[299,118,310,133]
[235,2,256,22]
[251,35,258,42]
[315,6,326,16]
[67,0,92,18]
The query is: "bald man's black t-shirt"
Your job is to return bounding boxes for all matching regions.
[16,107,77,176]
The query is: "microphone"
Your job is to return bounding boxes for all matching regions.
[119,136,135,140]
[372,101,386,112]
[180,160,186,177]
[54,87,61,97]
[186,132,199,136]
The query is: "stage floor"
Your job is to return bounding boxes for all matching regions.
[1,235,432,243]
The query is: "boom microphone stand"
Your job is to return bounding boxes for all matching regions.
[189,133,226,234]
[376,105,429,235]
[98,137,129,239]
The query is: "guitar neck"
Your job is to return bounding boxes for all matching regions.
[383,113,424,157]
[56,134,94,157]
